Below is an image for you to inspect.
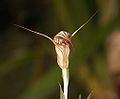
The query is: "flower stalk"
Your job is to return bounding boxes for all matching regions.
[62,68,69,99]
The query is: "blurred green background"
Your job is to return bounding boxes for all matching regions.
[0,0,120,99]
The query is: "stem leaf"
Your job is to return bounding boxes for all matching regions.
[59,84,65,99]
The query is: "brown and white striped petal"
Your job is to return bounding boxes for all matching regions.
[54,31,72,69]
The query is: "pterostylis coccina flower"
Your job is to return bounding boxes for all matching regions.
[14,11,97,99]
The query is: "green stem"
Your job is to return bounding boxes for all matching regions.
[62,68,69,99]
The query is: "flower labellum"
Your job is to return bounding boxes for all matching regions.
[54,31,72,69]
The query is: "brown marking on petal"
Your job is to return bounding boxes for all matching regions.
[54,31,72,47]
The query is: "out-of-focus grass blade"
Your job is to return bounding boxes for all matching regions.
[79,94,81,99]
[20,67,61,99]
[87,91,93,99]
[0,51,33,77]
[59,84,65,99]
[52,0,74,31]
